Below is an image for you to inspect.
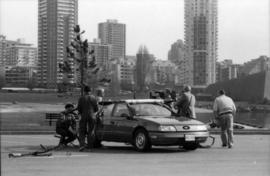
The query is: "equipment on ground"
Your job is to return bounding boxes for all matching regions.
[8,144,55,158]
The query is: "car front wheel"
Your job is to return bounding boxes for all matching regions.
[133,129,151,152]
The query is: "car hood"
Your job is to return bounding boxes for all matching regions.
[136,116,204,125]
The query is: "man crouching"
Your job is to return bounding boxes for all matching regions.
[56,103,77,147]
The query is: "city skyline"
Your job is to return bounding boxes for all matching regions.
[0,0,269,64]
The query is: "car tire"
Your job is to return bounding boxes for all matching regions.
[183,142,198,150]
[133,129,151,152]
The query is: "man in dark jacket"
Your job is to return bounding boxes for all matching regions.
[56,104,77,146]
[175,85,196,119]
[77,86,99,151]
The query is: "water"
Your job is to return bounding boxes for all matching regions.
[197,112,270,129]
[235,112,270,128]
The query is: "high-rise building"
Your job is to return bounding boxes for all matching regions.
[106,57,136,92]
[216,59,239,82]
[168,39,185,66]
[184,0,218,88]
[239,56,270,76]
[38,0,78,88]
[220,65,238,81]
[98,19,126,60]
[152,60,176,86]
[118,57,136,90]
[82,39,112,87]
[4,66,37,87]
[1,36,23,66]
[0,36,37,67]
[168,39,185,85]
[0,35,8,66]
[89,39,111,72]
[135,46,155,91]
[215,61,222,82]
[6,43,37,67]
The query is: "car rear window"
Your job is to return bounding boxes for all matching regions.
[129,103,171,117]
[103,104,114,117]
[113,103,129,117]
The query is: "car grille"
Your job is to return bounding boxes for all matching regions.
[174,125,205,132]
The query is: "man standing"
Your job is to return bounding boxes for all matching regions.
[175,85,196,119]
[77,86,99,151]
[213,90,236,148]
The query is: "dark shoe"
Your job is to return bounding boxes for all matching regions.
[222,144,227,147]
[93,143,103,148]
[57,143,66,150]
[86,143,94,149]
[228,144,233,149]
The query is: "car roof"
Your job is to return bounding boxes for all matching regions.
[125,99,164,104]
[99,99,164,105]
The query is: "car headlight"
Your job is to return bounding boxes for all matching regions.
[159,125,177,132]
[193,125,208,131]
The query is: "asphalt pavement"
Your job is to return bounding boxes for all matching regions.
[1,134,270,176]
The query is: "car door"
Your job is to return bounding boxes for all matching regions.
[96,103,116,141]
[110,103,137,142]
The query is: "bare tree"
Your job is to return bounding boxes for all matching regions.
[60,25,110,96]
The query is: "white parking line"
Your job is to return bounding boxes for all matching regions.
[54,154,89,157]
[2,140,27,144]
[30,154,89,159]
[3,135,55,140]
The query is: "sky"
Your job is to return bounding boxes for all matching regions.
[0,0,269,64]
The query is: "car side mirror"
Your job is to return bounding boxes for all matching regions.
[120,113,133,120]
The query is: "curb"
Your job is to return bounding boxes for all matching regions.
[1,130,270,135]
[210,129,270,135]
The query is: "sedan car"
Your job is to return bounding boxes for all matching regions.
[95,99,209,152]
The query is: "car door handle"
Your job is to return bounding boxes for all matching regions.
[110,121,115,125]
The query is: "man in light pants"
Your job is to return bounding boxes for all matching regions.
[213,90,236,148]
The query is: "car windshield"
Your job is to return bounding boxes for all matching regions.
[129,103,171,117]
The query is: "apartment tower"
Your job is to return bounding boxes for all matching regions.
[136,46,155,91]
[38,0,78,88]
[98,19,126,60]
[184,0,218,88]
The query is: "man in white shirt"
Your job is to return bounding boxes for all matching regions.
[213,90,236,148]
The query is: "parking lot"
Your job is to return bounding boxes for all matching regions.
[1,134,270,176]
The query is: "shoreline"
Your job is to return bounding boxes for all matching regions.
[0,102,213,113]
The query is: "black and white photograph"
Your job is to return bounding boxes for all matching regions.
[0,0,269,175]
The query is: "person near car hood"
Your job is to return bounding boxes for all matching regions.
[175,85,196,119]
